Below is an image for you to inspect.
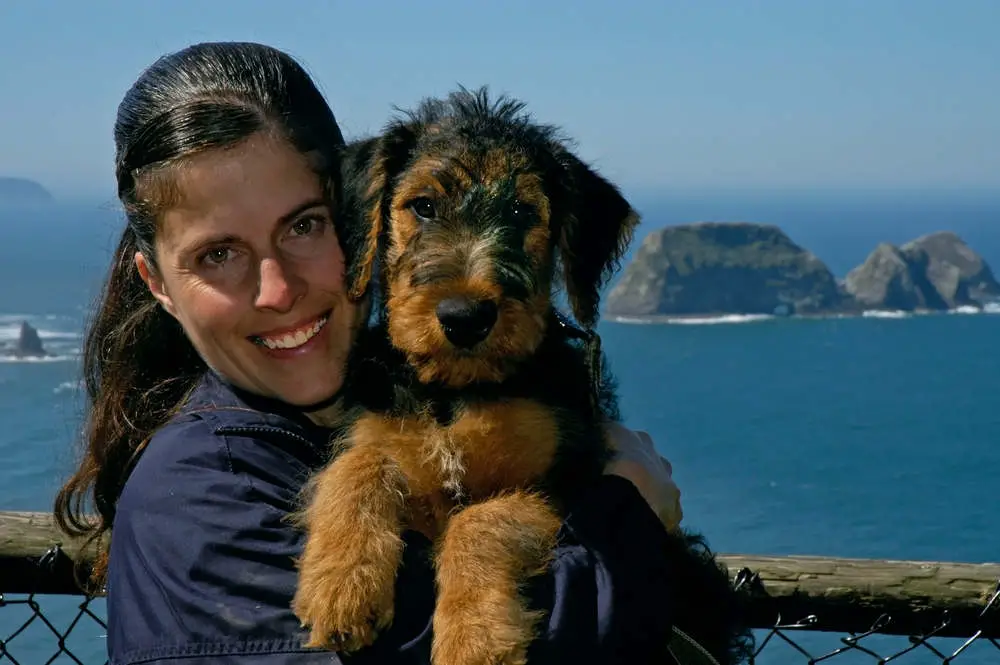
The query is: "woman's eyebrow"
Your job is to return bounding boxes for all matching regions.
[178,233,239,257]
[279,198,327,224]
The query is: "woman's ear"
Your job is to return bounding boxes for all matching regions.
[135,251,176,317]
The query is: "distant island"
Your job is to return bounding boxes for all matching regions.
[604,223,1000,321]
[0,177,54,205]
[843,231,1000,311]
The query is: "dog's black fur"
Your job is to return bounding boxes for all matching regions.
[321,87,753,664]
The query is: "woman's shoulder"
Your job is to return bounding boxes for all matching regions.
[117,372,331,518]
[106,399,337,664]
[106,376,341,663]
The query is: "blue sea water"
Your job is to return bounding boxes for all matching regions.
[1,192,998,664]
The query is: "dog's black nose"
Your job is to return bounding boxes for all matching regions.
[436,298,498,349]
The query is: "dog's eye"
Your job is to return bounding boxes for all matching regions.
[410,197,437,220]
[511,200,537,222]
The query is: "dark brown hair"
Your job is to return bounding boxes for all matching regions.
[53,41,346,586]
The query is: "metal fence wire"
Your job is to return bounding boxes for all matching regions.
[0,593,107,665]
[2,547,999,665]
[730,567,1000,665]
[750,614,1000,665]
[1,546,107,665]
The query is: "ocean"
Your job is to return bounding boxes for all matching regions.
[1,191,998,664]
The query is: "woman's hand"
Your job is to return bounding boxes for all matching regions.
[602,422,683,532]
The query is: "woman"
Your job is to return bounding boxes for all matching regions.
[53,41,683,665]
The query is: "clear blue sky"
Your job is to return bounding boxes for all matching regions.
[1,0,998,199]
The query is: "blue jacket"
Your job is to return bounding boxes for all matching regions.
[106,371,677,664]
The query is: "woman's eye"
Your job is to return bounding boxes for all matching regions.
[202,247,232,266]
[290,216,323,236]
[410,197,436,220]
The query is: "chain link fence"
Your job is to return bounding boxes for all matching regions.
[1,546,107,665]
[749,614,999,665]
[0,593,107,665]
[3,544,999,664]
[730,566,1000,665]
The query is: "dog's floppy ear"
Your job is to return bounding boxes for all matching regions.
[338,127,417,301]
[552,149,640,329]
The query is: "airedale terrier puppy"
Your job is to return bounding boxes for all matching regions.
[292,88,752,665]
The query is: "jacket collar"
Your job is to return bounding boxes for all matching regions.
[184,370,342,443]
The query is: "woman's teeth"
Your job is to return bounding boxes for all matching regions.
[256,315,328,350]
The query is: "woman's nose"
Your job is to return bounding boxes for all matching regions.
[255,257,305,312]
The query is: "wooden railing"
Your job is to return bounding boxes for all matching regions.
[2,510,999,664]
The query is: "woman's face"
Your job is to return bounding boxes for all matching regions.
[135,131,360,407]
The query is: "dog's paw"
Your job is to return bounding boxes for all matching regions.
[430,490,559,665]
[431,597,540,665]
[293,556,397,652]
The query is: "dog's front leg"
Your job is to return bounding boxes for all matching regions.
[431,490,562,665]
[293,429,408,652]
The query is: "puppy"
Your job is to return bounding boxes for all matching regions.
[292,87,751,665]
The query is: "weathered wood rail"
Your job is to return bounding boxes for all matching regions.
[3,511,999,638]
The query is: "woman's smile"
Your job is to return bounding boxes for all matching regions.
[251,310,331,353]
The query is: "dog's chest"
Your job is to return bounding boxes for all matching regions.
[358,397,562,506]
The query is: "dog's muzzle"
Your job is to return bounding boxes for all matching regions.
[436,297,498,349]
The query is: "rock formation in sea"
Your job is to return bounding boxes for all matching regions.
[901,231,1000,307]
[842,243,948,311]
[1,321,49,358]
[844,232,1000,311]
[604,222,849,318]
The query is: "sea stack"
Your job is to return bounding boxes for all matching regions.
[11,321,48,358]
[604,222,848,318]
[843,231,1000,311]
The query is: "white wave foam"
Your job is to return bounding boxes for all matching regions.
[54,380,83,394]
[607,316,659,325]
[0,326,80,342]
[609,313,775,326]
[0,354,78,364]
[668,314,775,325]
[609,305,1000,326]
[861,309,910,319]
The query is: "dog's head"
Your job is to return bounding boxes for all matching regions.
[339,87,638,387]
